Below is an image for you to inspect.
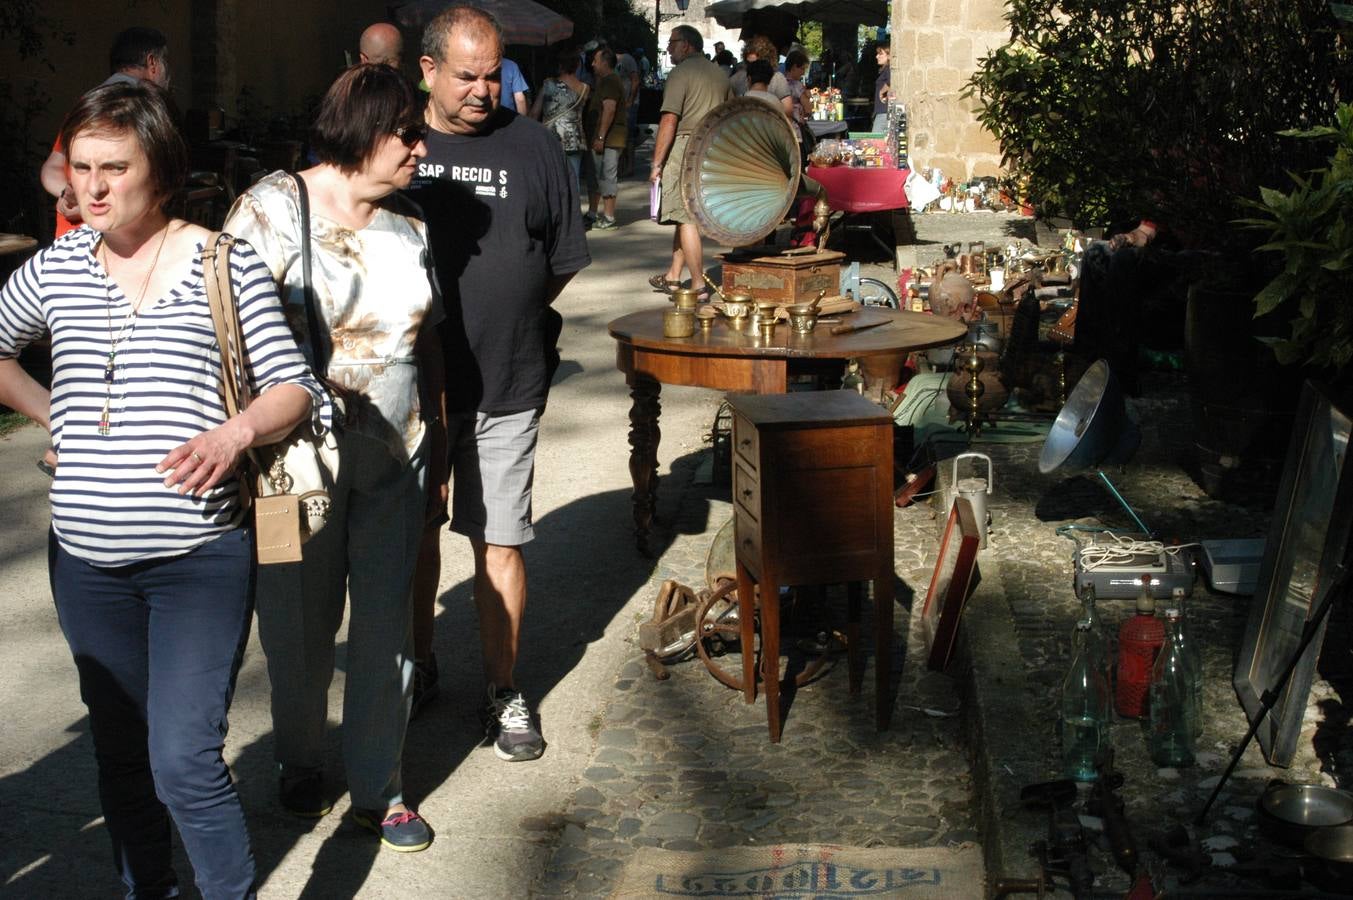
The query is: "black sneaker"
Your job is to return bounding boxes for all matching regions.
[352,808,432,853]
[409,653,440,722]
[278,768,332,818]
[482,684,545,762]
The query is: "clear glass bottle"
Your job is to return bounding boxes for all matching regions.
[1171,586,1203,738]
[1148,609,1196,767]
[1077,585,1113,693]
[1061,620,1112,781]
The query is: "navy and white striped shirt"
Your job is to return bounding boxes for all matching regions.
[0,227,331,567]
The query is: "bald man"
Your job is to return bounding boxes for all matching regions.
[359,22,403,67]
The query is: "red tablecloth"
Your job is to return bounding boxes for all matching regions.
[807,165,910,213]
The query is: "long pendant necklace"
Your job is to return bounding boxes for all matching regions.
[98,223,170,435]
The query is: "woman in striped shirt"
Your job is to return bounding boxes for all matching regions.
[0,82,330,899]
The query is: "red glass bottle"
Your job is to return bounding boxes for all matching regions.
[1115,575,1165,718]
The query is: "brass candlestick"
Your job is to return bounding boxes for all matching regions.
[958,341,985,437]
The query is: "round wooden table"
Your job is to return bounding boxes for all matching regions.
[0,233,39,287]
[0,234,37,256]
[610,306,965,552]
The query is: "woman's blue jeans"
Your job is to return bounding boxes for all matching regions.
[50,528,257,900]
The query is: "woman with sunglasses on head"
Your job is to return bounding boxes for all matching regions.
[0,80,330,899]
[223,63,446,853]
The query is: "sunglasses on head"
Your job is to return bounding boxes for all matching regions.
[394,124,427,147]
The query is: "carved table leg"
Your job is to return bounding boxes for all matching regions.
[627,374,662,554]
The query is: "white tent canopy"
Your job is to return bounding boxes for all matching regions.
[704,0,888,27]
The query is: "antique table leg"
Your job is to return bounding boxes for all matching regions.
[761,565,783,743]
[847,582,864,694]
[627,374,662,554]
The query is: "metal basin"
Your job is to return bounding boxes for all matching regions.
[1258,783,1353,846]
[1307,823,1353,863]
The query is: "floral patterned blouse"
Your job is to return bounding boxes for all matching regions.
[224,171,442,463]
[540,78,587,153]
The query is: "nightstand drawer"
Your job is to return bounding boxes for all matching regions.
[733,461,760,519]
[732,413,759,471]
[734,506,762,568]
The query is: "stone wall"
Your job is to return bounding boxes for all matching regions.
[891,0,1009,181]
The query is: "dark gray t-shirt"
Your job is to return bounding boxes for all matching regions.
[408,109,590,414]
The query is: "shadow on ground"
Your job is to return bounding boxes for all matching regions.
[0,465,711,898]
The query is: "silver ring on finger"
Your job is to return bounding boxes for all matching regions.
[191,451,203,462]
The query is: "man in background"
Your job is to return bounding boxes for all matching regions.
[359,22,403,67]
[613,46,641,176]
[40,27,170,238]
[648,25,730,295]
[713,41,736,71]
[500,56,529,114]
[584,47,625,230]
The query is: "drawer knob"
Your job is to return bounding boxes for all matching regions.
[741,488,753,499]
[742,538,753,547]
[739,438,752,447]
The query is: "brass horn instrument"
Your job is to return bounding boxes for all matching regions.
[678,98,803,248]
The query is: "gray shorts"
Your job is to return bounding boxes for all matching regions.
[586,146,620,197]
[448,408,540,546]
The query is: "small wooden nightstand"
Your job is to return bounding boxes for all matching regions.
[726,390,895,741]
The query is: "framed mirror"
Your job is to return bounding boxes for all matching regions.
[922,497,982,671]
[1234,382,1352,766]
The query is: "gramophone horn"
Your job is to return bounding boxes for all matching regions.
[679,98,801,247]
[1038,359,1141,474]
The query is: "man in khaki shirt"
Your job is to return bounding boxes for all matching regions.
[648,25,731,295]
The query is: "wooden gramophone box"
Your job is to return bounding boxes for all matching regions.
[720,250,846,307]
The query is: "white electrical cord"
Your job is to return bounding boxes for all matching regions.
[1075,530,1200,571]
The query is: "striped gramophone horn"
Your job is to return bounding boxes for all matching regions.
[679,98,801,247]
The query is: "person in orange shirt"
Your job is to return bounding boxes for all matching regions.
[41,27,171,238]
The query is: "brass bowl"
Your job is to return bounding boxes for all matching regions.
[750,301,779,328]
[662,307,695,338]
[786,304,819,334]
[722,300,751,328]
[671,288,701,310]
[695,305,718,330]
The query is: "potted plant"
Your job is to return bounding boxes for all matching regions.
[1240,103,1353,397]
[966,0,1348,497]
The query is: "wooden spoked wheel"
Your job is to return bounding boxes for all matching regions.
[694,579,838,692]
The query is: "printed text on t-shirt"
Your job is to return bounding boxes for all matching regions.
[418,163,507,185]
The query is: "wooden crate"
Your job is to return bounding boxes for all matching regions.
[720,250,846,308]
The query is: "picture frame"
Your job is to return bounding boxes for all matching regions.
[922,497,982,671]
[1234,381,1353,766]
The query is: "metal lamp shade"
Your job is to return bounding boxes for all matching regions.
[679,99,801,248]
[1038,359,1140,474]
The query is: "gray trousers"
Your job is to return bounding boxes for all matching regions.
[256,427,425,809]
